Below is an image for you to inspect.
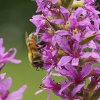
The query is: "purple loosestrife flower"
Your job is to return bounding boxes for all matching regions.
[0,73,27,100]
[36,0,57,13]
[30,0,100,99]
[84,0,100,19]
[36,64,100,100]
[0,38,21,70]
[69,7,91,30]
[30,15,46,35]
[36,76,84,100]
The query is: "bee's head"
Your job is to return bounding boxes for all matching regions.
[37,40,46,50]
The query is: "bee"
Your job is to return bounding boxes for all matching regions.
[25,32,46,69]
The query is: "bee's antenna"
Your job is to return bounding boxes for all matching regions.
[25,32,29,46]
[25,32,29,39]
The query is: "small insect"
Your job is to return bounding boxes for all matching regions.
[25,32,46,69]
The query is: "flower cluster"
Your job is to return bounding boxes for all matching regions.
[30,0,100,100]
[0,38,27,100]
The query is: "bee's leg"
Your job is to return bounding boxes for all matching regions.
[40,66,44,70]
[32,61,40,71]
[36,67,40,71]
[38,33,42,37]
[36,61,43,71]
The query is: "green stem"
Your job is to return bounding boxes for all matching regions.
[89,88,100,100]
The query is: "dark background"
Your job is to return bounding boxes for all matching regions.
[0,0,100,100]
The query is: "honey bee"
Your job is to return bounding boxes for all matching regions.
[25,32,45,69]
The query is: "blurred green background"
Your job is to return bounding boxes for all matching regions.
[0,0,100,100]
[0,0,60,100]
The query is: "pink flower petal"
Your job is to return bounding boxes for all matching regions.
[72,83,84,96]
[93,66,100,75]
[3,77,12,91]
[0,38,5,54]
[6,85,27,100]
[81,63,92,79]
[59,81,73,95]
[35,89,44,95]
[58,56,72,66]
[72,58,79,66]
[0,73,6,80]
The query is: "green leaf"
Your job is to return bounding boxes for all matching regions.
[80,34,96,45]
